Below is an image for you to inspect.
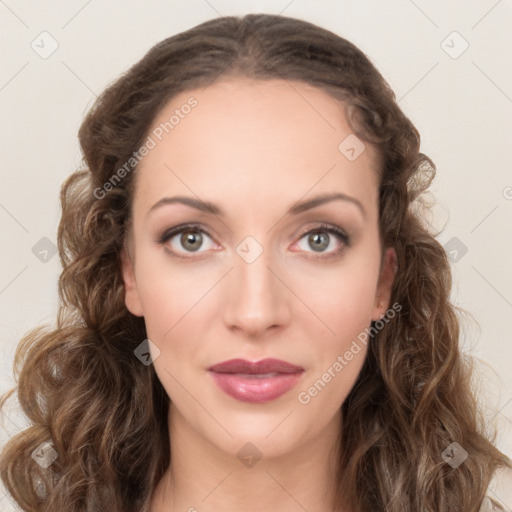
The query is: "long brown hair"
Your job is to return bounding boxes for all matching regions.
[1,13,510,512]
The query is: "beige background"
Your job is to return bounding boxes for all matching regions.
[1,1,511,510]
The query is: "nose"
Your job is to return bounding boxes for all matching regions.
[222,246,291,339]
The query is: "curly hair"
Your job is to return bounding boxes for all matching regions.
[1,13,510,512]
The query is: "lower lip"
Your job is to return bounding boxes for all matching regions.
[209,371,303,403]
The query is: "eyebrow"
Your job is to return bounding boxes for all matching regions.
[147,192,366,219]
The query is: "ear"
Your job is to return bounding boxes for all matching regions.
[371,247,397,321]
[120,242,144,317]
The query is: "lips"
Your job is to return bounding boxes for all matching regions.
[208,358,304,403]
[208,358,304,374]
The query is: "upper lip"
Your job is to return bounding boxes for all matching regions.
[208,358,304,374]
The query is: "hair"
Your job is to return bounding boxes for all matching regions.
[1,13,510,512]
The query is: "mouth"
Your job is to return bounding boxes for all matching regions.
[208,358,304,403]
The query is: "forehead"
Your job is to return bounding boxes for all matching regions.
[133,78,380,217]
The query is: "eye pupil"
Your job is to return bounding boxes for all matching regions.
[309,232,329,252]
[181,230,202,251]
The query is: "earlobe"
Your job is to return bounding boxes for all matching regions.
[120,244,144,317]
[371,247,397,321]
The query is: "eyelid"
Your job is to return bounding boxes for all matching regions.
[157,223,212,244]
[295,223,349,244]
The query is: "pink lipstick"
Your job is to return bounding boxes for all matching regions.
[208,358,304,403]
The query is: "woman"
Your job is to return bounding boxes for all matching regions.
[1,13,511,512]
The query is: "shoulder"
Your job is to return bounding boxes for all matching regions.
[479,465,512,512]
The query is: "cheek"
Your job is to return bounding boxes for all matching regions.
[134,253,195,342]
[294,267,377,411]
[292,247,381,397]
[305,275,376,372]
[133,249,222,370]
[298,253,381,338]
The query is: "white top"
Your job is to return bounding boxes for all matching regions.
[479,466,512,511]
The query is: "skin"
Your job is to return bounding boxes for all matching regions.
[121,78,396,512]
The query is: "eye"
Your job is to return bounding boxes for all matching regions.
[157,222,350,260]
[158,224,216,257]
[294,224,349,256]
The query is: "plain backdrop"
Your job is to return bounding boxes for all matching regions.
[1,1,511,509]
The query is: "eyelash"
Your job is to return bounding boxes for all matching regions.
[157,223,350,260]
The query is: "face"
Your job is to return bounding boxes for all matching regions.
[121,78,396,461]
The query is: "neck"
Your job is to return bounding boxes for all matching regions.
[150,405,344,512]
